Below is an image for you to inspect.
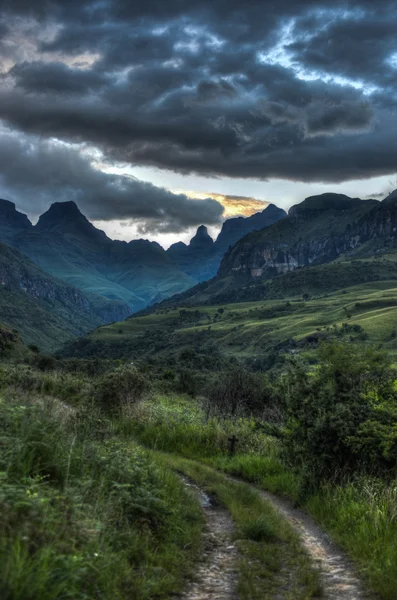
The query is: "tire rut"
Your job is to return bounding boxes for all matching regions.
[175,478,238,600]
[248,483,371,600]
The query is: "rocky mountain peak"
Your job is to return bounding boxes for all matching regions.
[0,199,32,229]
[35,201,109,243]
[288,193,369,218]
[36,201,83,228]
[384,189,397,204]
[189,225,214,247]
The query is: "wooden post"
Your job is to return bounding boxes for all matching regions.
[228,434,239,457]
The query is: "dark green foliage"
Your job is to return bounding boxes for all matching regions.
[0,384,204,600]
[205,368,264,417]
[282,343,397,489]
[93,364,148,414]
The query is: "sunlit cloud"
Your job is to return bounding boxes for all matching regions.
[172,190,269,218]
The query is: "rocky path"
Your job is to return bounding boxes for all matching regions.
[252,484,370,600]
[176,479,238,600]
[178,473,371,600]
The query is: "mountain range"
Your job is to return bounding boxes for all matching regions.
[0,198,286,310]
[0,241,130,352]
[154,191,397,308]
[62,189,397,361]
[0,197,286,348]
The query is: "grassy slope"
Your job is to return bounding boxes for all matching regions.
[64,272,397,362]
[0,287,104,353]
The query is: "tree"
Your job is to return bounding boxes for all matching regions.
[282,343,397,491]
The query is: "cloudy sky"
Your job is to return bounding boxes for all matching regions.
[0,0,396,247]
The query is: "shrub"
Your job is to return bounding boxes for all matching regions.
[205,368,264,417]
[282,343,397,491]
[93,365,148,414]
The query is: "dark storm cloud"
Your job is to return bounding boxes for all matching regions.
[0,131,224,233]
[8,61,111,95]
[287,15,397,88]
[0,0,396,226]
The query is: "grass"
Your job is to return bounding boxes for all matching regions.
[64,277,397,362]
[156,453,322,599]
[0,386,205,600]
[128,393,397,600]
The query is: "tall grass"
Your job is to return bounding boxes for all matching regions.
[307,479,397,600]
[121,394,277,458]
[0,390,204,600]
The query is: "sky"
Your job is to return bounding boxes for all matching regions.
[0,0,396,247]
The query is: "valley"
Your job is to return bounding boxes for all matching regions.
[1,190,397,600]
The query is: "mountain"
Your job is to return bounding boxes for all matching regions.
[215,203,287,253]
[0,199,32,243]
[168,225,218,282]
[167,203,287,282]
[0,242,130,352]
[0,200,195,313]
[217,193,380,280]
[383,188,397,204]
[62,191,397,362]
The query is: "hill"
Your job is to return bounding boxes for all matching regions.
[61,262,397,366]
[0,242,130,352]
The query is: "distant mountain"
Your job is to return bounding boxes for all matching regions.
[0,242,130,352]
[0,200,195,314]
[167,203,287,282]
[0,199,32,243]
[61,189,397,362]
[218,193,380,280]
[383,188,397,204]
[215,204,287,253]
[141,192,391,308]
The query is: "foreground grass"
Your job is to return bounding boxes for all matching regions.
[156,453,322,600]
[0,390,204,600]
[129,394,397,600]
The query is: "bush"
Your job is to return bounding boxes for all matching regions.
[204,368,264,417]
[93,365,148,414]
[282,343,397,490]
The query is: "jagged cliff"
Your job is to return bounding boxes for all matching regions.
[218,193,385,279]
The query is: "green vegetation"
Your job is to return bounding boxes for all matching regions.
[0,365,204,600]
[120,347,397,600]
[0,242,130,353]
[64,274,397,368]
[2,305,397,600]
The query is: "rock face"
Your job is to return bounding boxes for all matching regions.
[218,192,396,280]
[168,225,217,282]
[167,204,287,282]
[215,204,287,253]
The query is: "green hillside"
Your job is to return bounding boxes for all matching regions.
[62,267,397,365]
[0,242,129,352]
[158,253,397,307]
